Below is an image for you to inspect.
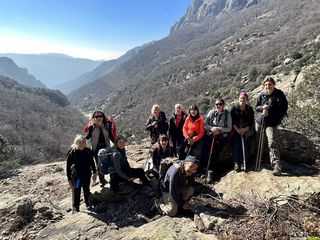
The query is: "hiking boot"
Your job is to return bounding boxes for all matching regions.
[234,163,240,172]
[272,164,282,176]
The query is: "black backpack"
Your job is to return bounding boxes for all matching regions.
[97,147,117,175]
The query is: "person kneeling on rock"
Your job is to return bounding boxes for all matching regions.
[154,155,198,217]
[110,134,150,192]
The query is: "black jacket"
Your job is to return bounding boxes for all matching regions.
[152,146,174,170]
[255,88,288,127]
[66,147,96,181]
[230,104,254,128]
[169,111,186,148]
[146,111,169,144]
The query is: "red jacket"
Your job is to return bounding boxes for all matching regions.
[183,115,205,142]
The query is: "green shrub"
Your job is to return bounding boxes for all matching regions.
[283,64,320,144]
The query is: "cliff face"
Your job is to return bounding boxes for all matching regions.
[170,0,262,33]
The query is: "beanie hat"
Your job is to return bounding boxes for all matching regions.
[239,91,248,99]
[184,155,199,165]
[115,134,127,144]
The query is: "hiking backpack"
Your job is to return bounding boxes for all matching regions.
[158,157,180,180]
[97,147,117,175]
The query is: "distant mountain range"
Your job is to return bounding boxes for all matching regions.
[0,53,103,88]
[0,57,46,88]
[68,0,320,139]
[56,45,143,94]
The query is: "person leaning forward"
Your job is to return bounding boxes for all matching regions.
[255,76,288,175]
[154,155,199,217]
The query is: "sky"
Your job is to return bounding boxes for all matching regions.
[0,0,191,60]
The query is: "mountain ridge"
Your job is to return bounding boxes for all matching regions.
[69,0,320,141]
[0,57,46,88]
[0,53,103,87]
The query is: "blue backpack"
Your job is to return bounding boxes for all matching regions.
[98,147,117,174]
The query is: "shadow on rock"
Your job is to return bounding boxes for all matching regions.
[87,182,157,228]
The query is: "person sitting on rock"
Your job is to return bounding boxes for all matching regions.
[151,134,174,178]
[110,134,150,192]
[66,135,97,212]
[154,155,199,217]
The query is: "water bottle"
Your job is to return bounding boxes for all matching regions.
[75,179,81,189]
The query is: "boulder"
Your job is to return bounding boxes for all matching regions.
[199,212,225,230]
[16,197,33,217]
[217,128,318,165]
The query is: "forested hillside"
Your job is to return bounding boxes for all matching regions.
[69,0,320,141]
[0,76,86,174]
[0,57,46,88]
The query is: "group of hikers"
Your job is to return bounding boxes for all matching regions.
[66,76,288,216]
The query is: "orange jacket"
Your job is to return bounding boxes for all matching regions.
[183,115,205,142]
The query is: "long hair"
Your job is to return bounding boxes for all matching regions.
[154,134,171,155]
[70,135,85,150]
[188,105,200,120]
[91,110,108,125]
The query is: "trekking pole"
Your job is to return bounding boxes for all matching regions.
[206,135,216,178]
[255,116,265,171]
[241,135,246,172]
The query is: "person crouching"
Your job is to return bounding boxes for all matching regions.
[154,155,199,217]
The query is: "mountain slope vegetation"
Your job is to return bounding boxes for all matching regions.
[70,0,320,140]
[0,76,86,174]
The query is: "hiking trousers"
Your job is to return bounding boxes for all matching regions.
[72,176,91,211]
[110,167,150,192]
[232,132,246,164]
[94,147,107,184]
[158,187,194,217]
[255,123,281,167]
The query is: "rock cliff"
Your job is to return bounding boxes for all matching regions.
[0,140,319,239]
[171,0,262,33]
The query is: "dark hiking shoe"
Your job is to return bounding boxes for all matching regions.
[272,164,282,176]
[72,207,79,213]
[234,163,240,172]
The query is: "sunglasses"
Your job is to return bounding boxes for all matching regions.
[215,103,223,106]
[94,115,103,118]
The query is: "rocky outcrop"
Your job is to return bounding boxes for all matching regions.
[171,0,263,33]
[0,142,318,239]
